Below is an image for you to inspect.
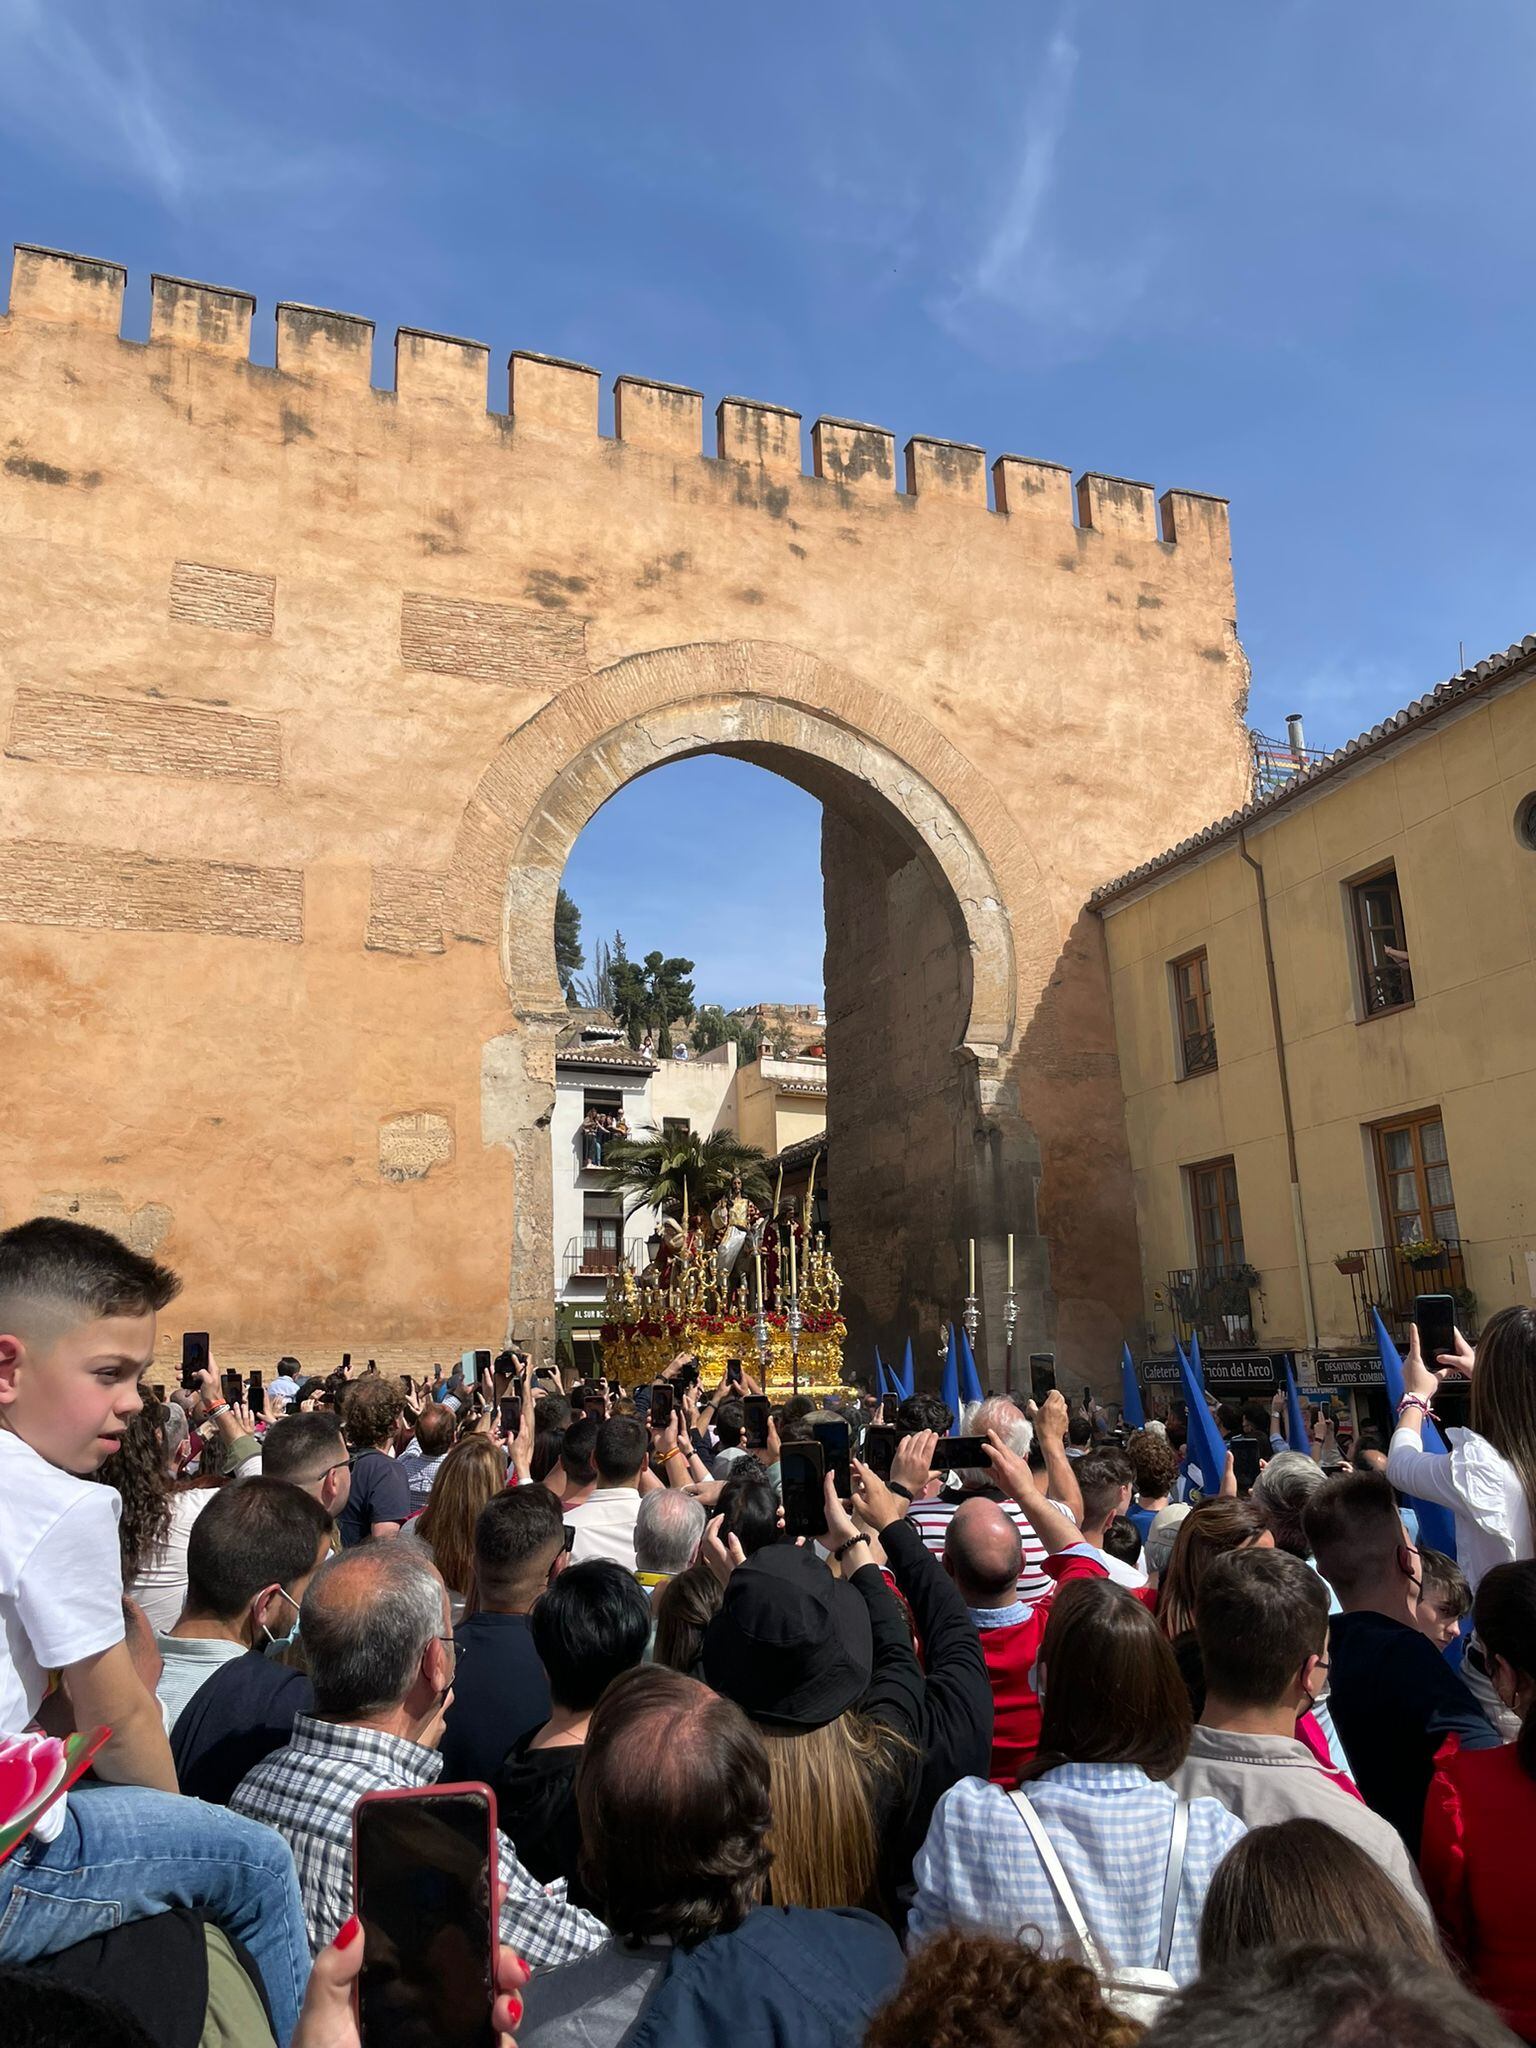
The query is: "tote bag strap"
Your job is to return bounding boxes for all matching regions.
[1155,1795,1190,1973]
[1006,1790,1105,1974]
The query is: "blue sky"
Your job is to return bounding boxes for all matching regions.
[4,1,1533,1008]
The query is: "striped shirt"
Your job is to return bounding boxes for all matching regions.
[908,1489,1073,1605]
[231,1713,605,1969]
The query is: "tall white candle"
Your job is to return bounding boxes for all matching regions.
[968,1239,976,1295]
[1007,1232,1015,1290]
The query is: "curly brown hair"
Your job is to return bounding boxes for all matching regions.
[1127,1427,1177,1500]
[95,1398,173,1578]
[865,1931,1144,2048]
[340,1376,405,1450]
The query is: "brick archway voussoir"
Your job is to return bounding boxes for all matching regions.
[450,640,1048,1055]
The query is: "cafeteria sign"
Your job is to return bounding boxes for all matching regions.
[1141,1352,1280,1392]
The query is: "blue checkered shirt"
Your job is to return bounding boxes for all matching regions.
[909,1762,1246,1983]
[231,1713,605,1969]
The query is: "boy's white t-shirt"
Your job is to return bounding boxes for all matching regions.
[0,1428,126,1840]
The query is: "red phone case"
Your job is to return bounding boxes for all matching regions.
[351,1781,499,2033]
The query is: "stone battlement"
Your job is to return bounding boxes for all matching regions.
[5,242,1228,549]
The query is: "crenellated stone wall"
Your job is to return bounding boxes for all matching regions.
[0,240,1252,1383]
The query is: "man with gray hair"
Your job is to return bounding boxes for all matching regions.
[231,1541,604,1966]
[1253,1449,1331,1563]
[633,1489,705,1593]
[907,1393,1083,1603]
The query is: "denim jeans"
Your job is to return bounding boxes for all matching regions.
[0,1785,310,2045]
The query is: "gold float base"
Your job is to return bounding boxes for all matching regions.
[600,1324,847,1400]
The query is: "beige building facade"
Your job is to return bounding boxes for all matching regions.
[0,239,1252,1381]
[1095,639,1536,1401]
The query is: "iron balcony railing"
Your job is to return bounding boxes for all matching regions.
[1182,1026,1218,1077]
[1168,1264,1259,1350]
[1363,960,1414,1014]
[1337,1239,1472,1342]
[562,1237,651,1281]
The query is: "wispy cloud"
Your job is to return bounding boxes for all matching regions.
[0,0,364,220]
[931,10,1159,367]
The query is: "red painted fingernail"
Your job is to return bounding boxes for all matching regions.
[506,1995,524,2024]
[333,1914,361,1950]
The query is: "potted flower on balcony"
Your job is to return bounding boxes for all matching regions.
[1334,1252,1366,1277]
[1400,1238,1444,1270]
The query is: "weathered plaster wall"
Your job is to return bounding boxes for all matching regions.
[0,244,1251,1382]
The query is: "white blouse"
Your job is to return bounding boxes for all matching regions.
[1387,1426,1534,1592]
[128,1487,217,1632]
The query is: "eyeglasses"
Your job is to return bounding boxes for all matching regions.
[319,1457,354,1481]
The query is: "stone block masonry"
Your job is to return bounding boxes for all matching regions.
[0,236,1252,1382]
[7,688,281,784]
[168,560,275,635]
[400,591,588,687]
[0,840,302,941]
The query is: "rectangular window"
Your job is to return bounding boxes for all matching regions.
[662,1117,690,1143]
[1172,949,1218,1076]
[581,1196,622,1273]
[1373,1112,1459,1248]
[1189,1156,1245,1269]
[1351,867,1414,1015]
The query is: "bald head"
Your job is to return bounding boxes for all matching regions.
[300,1542,446,1719]
[945,1497,1024,1607]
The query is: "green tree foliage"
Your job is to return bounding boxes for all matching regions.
[600,1126,773,1221]
[692,1004,764,1063]
[608,946,696,1050]
[554,888,584,1002]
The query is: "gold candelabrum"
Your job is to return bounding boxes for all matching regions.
[599,1211,846,1396]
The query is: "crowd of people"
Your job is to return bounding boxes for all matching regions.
[4,1213,1536,2046]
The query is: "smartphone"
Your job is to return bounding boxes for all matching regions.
[562,1522,577,1553]
[353,1783,497,2048]
[220,1370,243,1408]
[650,1381,674,1430]
[812,1417,852,1499]
[246,1371,263,1410]
[366,1359,377,1374]
[148,1383,165,1402]
[743,1393,770,1450]
[1229,1435,1263,1491]
[181,1332,209,1389]
[726,1357,743,1386]
[935,1436,990,1470]
[1029,1353,1056,1406]
[473,1349,492,1376]
[499,1396,522,1436]
[1415,1292,1457,1372]
[862,1424,897,1482]
[781,1439,828,1539]
[580,1392,606,1424]
[341,1352,352,1371]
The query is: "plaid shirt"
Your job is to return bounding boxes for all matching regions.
[909,1762,1246,1982]
[231,1713,605,1969]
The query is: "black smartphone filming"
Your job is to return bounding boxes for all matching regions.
[1414,1293,1457,1373]
[743,1394,770,1450]
[780,1439,828,1540]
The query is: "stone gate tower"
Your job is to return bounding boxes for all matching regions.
[0,243,1251,1382]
